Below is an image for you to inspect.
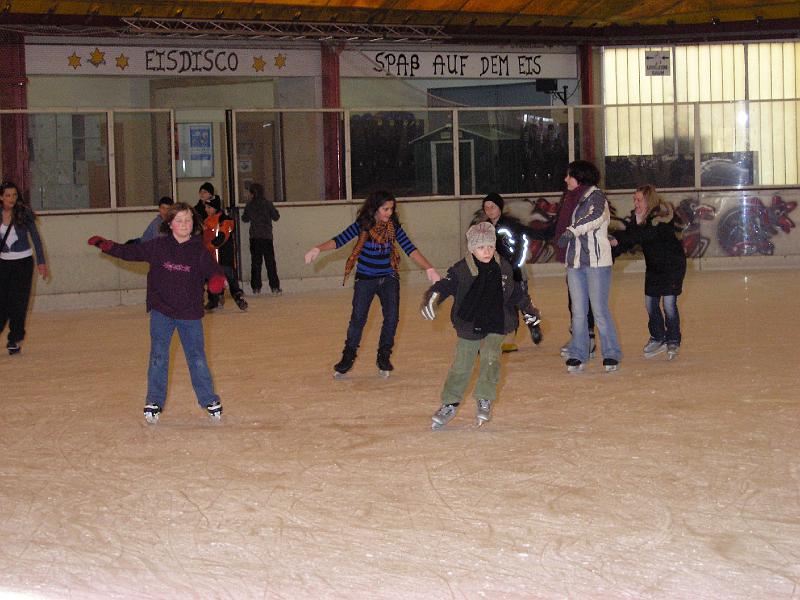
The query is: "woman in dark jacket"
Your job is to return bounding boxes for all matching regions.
[241,182,281,295]
[614,184,686,360]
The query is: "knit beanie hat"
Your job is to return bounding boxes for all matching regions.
[466,222,496,252]
[483,192,504,212]
[199,182,215,195]
[208,195,221,212]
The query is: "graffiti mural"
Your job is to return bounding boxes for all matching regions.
[675,198,716,258]
[716,195,797,256]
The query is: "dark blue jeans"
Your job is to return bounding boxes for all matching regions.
[645,294,681,345]
[345,276,400,350]
[147,309,219,409]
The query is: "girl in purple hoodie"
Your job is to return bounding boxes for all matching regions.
[88,202,226,424]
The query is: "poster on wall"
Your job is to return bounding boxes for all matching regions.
[176,123,213,178]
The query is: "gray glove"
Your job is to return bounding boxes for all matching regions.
[421,291,440,320]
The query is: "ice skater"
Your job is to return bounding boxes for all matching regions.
[422,222,540,429]
[87,202,227,424]
[203,195,247,312]
[304,190,441,378]
[480,192,544,352]
[611,184,686,360]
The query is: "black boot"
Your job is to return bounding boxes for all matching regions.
[334,345,357,377]
[529,323,543,345]
[377,346,394,376]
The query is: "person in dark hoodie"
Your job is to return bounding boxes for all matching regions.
[241,182,281,295]
[87,202,226,424]
[203,195,247,312]
[422,222,540,430]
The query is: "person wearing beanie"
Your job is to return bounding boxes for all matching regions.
[480,192,546,352]
[195,182,215,217]
[421,222,541,430]
[203,195,247,312]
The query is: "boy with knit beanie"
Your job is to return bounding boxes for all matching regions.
[421,222,541,429]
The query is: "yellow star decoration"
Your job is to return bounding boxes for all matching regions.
[274,53,287,69]
[115,53,129,70]
[252,55,266,72]
[67,52,82,69]
[89,47,106,67]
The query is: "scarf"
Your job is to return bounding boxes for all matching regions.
[457,255,504,335]
[343,220,400,284]
[554,185,590,262]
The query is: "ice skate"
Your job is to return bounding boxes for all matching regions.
[431,403,459,430]
[643,339,666,358]
[143,404,161,424]
[667,344,679,360]
[566,358,584,373]
[376,346,393,379]
[206,401,222,422]
[234,295,248,311]
[603,358,620,372]
[475,398,493,426]
[271,287,282,296]
[529,323,543,345]
[333,345,357,379]
[7,341,21,355]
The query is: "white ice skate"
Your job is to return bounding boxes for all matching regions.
[475,398,493,426]
[667,344,679,360]
[143,404,161,424]
[206,401,222,423]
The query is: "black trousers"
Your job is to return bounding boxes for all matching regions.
[249,238,280,291]
[0,256,34,345]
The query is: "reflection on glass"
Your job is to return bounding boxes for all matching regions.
[114,112,173,207]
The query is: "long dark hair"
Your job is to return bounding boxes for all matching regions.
[355,190,400,230]
[160,202,204,236]
[1,181,32,226]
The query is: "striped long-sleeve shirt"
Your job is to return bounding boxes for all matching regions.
[564,186,613,268]
[334,221,417,279]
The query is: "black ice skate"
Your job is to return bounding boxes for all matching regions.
[7,341,21,355]
[603,358,619,373]
[529,323,543,345]
[144,404,161,424]
[333,345,357,379]
[234,294,248,311]
[376,346,394,378]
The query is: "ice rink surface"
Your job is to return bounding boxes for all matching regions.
[2,267,799,599]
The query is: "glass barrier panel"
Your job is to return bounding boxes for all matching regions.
[349,110,452,198]
[235,111,345,202]
[588,104,696,189]
[458,108,568,194]
[114,112,173,207]
[27,112,109,210]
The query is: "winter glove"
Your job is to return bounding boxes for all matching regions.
[208,274,226,294]
[556,229,575,249]
[522,308,541,327]
[421,291,440,320]
[87,235,113,252]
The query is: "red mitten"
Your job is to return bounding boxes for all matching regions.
[208,274,226,294]
[87,235,113,252]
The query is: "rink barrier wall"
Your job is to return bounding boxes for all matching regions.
[28,192,800,311]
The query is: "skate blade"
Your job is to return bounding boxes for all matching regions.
[333,371,347,379]
[476,418,489,427]
[378,370,390,379]
[667,352,678,360]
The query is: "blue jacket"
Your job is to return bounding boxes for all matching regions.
[564,186,613,269]
[1,210,46,265]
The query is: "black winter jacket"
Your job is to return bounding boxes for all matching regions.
[423,254,535,340]
[614,203,686,296]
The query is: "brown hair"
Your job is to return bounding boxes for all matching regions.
[1,181,32,226]
[160,202,203,236]
[635,184,662,213]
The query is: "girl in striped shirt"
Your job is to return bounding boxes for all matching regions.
[305,190,440,378]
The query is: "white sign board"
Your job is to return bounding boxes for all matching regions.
[341,49,578,79]
[645,50,671,76]
[25,44,320,77]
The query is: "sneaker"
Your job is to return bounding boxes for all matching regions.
[603,358,619,372]
[7,341,21,355]
[206,401,222,422]
[271,288,283,296]
[143,404,161,424]
[643,339,666,358]
[234,295,248,311]
[667,344,679,360]
[566,358,584,373]
[501,343,518,353]
[476,398,493,425]
[431,403,459,430]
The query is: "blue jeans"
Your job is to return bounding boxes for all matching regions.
[645,295,681,345]
[147,309,219,409]
[566,267,622,363]
[345,276,400,350]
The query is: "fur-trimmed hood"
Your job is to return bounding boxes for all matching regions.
[463,251,502,275]
[648,201,675,226]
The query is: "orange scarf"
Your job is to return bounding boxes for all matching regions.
[343,220,400,284]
